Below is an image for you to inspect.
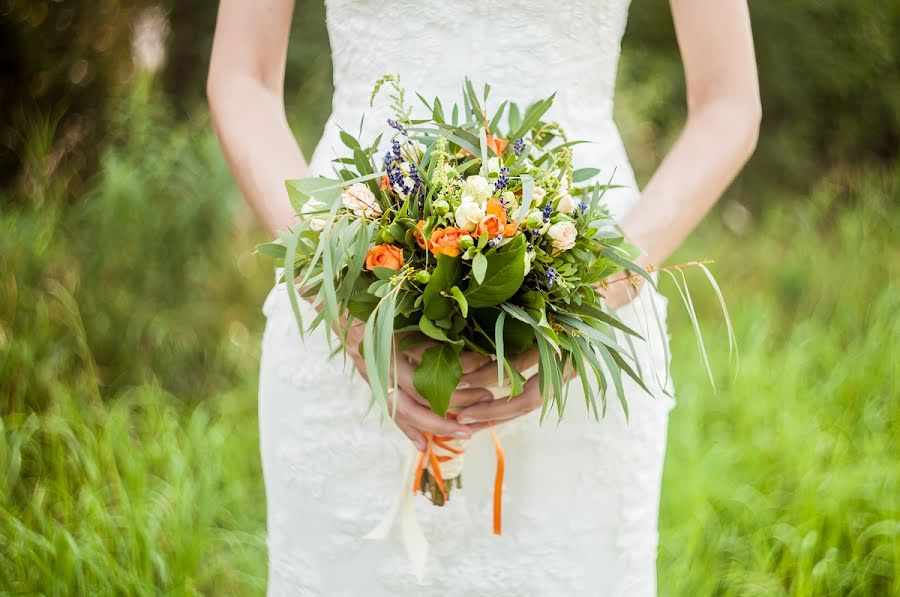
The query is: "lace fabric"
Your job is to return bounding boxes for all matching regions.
[259,0,676,594]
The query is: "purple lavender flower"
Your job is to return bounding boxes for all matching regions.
[526,242,533,251]
[578,201,588,214]
[387,118,408,135]
[545,267,558,286]
[542,204,553,222]
[488,233,504,248]
[392,139,403,161]
[513,137,525,157]
[494,167,510,192]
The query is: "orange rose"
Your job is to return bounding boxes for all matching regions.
[365,244,404,271]
[413,220,431,250]
[430,227,470,257]
[476,214,504,238]
[483,198,518,237]
[486,134,508,156]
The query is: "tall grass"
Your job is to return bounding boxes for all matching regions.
[658,167,899,595]
[1,85,897,594]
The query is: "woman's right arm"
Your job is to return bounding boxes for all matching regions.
[207,1,481,446]
[207,0,304,239]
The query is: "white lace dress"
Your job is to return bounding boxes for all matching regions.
[258,0,675,594]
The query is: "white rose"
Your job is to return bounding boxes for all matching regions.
[301,198,327,231]
[487,157,500,174]
[455,200,486,233]
[557,192,577,214]
[341,183,382,218]
[547,220,577,252]
[463,175,492,202]
[532,186,547,206]
[402,176,416,191]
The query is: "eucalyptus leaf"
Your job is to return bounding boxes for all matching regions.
[413,343,463,416]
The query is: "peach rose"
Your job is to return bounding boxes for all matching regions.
[430,227,470,257]
[365,244,404,271]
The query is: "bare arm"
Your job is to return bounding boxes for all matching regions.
[457,0,761,424]
[604,0,761,306]
[207,0,306,239]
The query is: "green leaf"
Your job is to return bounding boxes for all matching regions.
[339,129,360,150]
[472,251,488,284]
[494,310,507,387]
[413,343,463,416]
[464,236,527,308]
[508,93,556,142]
[398,332,429,352]
[571,167,601,183]
[423,254,461,320]
[516,174,534,221]
[419,315,455,343]
[507,102,521,133]
[449,286,468,317]
[372,266,397,281]
[601,247,656,288]
[256,241,286,259]
[285,177,342,213]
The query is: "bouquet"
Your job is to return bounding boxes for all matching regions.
[259,76,734,534]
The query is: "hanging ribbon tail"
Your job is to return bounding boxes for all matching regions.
[489,423,504,535]
[365,445,429,583]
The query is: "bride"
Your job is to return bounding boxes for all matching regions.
[207,0,759,594]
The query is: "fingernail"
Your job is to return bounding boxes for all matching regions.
[457,417,476,425]
[457,382,471,389]
[453,431,471,439]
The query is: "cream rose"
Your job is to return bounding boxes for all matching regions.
[463,175,493,202]
[454,199,486,233]
[556,192,577,214]
[301,198,327,231]
[547,220,577,252]
[341,183,382,218]
[531,186,547,206]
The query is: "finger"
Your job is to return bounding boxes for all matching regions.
[391,389,474,438]
[447,388,495,410]
[454,375,542,424]
[396,349,494,408]
[402,339,437,365]
[458,348,540,389]
[459,351,492,375]
[393,419,427,451]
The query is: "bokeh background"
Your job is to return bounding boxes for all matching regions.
[2,1,898,594]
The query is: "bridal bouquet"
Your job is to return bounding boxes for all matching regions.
[260,76,733,532]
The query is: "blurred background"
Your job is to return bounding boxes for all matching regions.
[1,1,897,594]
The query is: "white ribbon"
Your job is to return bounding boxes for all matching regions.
[365,445,429,582]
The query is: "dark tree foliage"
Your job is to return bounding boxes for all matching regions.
[624,0,900,191]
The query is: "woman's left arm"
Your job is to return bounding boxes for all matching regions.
[603,0,761,308]
[453,0,760,426]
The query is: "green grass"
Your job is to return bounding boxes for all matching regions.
[1,90,897,594]
[657,168,899,596]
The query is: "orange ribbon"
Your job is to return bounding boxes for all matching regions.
[412,416,505,536]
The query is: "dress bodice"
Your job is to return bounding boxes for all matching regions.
[310,0,634,182]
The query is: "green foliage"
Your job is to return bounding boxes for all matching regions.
[621,0,900,194]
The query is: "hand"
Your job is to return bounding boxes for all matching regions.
[451,348,546,431]
[402,341,501,412]
[343,323,484,450]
